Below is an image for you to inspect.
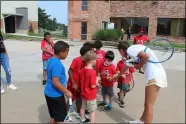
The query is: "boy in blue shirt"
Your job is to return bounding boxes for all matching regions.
[44,41,72,123]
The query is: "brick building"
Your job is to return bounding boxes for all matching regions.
[68,1,185,42]
[1,1,38,34]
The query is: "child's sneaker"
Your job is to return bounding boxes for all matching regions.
[128,119,144,124]
[66,116,72,122]
[119,101,125,108]
[104,105,112,110]
[82,118,90,123]
[1,88,5,94]
[42,80,46,86]
[7,84,18,90]
[98,101,107,107]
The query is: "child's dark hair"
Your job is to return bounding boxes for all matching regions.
[44,32,51,37]
[80,46,91,56]
[117,41,130,51]
[43,32,51,40]
[54,41,69,55]
[94,40,103,49]
[105,51,115,61]
[83,42,95,49]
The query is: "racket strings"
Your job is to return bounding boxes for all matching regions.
[147,39,174,63]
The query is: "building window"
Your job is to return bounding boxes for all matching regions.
[82,0,87,11]
[110,17,149,34]
[157,18,186,37]
[81,22,87,40]
[126,18,149,34]
[102,21,108,29]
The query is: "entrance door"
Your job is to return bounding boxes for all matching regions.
[72,22,81,41]
[5,16,15,33]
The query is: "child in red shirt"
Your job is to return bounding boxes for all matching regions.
[94,40,106,75]
[41,32,54,86]
[79,51,97,123]
[67,46,91,114]
[116,57,135,108]
[97,51,116,110]
[133,28,149,74]
[133,28,150,45]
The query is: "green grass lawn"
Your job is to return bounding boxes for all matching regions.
[128,40,185,49]
[3,34,43,41]
[29,31,67,39]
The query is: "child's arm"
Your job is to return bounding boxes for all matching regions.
[96,72,101,85]
[68,68,77,90]
[41,42,53,55]
[91,71,97,88]
[52,77,72,97]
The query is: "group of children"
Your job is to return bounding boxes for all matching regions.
[42,34,135,123]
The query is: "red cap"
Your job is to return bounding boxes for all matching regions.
[139,28,145,32]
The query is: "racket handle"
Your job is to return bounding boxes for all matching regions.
[69,97,72,106]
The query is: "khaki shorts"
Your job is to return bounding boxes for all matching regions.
[82,99,97,113]
[146,77,167,88]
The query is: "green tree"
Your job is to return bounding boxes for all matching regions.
[38,7,51,30]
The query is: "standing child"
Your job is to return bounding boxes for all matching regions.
[116,56,135,107]
[67,46,91,113]
[41,32,54,86]
[44,41,72,123]
[79,51,97,123]
[133,28,150,74]
[97,51,116,110]
[94,40,105,75]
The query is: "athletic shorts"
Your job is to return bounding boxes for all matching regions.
[43,60,49,70]
[146,77,167,88]
[82,98,97,113]
[117,83,130,92]
[45,95,67,122]
[101,86,114,97]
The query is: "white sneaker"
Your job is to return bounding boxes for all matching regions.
[128,119,144,124]
[7,84,18,90]
[66,116,72,122]
[1,88,5,94]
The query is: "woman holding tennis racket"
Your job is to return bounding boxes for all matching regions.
[116,41,168,123]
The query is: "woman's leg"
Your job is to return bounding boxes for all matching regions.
[140,84,160,123]
[1,53,11,85]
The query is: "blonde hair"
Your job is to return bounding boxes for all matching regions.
[84,51,96,62]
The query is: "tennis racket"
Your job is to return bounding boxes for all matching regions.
[126,38,174,65]
[144,38,174,63]
[64,98,82,123]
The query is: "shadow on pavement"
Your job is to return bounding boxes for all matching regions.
[38,104,50,123]
[105,107,134,123]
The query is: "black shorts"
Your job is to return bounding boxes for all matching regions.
[45,95,67,122]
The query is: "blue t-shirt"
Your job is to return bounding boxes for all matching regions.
[44,57,67,97]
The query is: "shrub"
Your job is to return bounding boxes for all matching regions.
[93,29,122,41]
[28,24,34,35]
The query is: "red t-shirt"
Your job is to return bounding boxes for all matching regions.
[99,62,116,87]
[116,60,135,84]
[94,50,106,75]
[67,57,86,89]
[41,40,54,60]
[79,68,97,100]
[133,35,150,45]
